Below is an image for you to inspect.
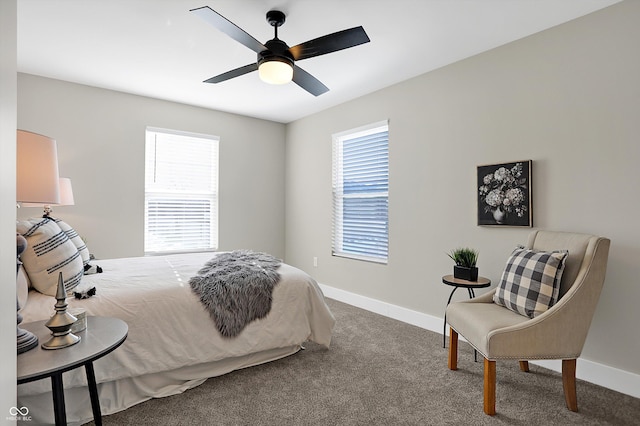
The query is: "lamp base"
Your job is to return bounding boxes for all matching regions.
[17,235,37,354]
[17,299,38,354]
[17,326,38,354]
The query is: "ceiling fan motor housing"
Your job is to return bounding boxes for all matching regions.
[258,39,294,68]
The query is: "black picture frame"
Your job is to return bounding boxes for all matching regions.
[477,160,532,227]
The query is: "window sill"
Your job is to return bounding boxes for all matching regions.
[332,252,387,265]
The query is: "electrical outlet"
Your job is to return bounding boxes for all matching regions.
[313,257,318,267]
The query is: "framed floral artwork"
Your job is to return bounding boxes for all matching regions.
[477,160,532,227]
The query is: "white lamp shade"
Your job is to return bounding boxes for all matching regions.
[258,60,293,85]
[57,177,75,206]
[17,130,61,204]
[21,177,74,207]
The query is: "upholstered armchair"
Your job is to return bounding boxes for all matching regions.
[446,230,610,415]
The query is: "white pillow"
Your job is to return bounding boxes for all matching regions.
[17,218,84,296]
[53,218,91,266]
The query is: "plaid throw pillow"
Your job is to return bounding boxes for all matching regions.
[493,247,568,318]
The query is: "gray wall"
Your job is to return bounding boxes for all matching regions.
[1,0,18,414]
[285,1,640,375]
[17,75,286,260]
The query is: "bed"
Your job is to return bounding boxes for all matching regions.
[17,251,335,426]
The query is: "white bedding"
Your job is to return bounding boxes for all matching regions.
[18,252,335,425]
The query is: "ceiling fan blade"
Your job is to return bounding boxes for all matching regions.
[292,66,329,96]
[191,6,266,54]
[289,26,370,61]
[204,63,258,84]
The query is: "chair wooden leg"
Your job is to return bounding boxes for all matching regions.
[562,359,578,412]
[484,358,496,415]
[519,360,530,372]
[448,328,458,370]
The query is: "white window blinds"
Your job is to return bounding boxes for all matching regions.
[144,127,219,254]
[332,120,389,263]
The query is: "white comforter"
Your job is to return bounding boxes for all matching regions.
[18,253,334,423]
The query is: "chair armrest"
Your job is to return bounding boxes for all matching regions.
[465,289,496,304]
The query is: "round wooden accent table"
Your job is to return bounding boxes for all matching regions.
[18,316,128,426]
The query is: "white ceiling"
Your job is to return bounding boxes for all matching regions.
[17,0,620,123]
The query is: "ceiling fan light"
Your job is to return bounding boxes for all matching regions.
[258,59,293,85]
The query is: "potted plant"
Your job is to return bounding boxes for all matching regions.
[447,247,479,281]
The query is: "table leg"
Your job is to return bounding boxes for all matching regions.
[466,288,478,361]
[443,287,460,348]
[50,373,66,426]
[85,362,102,426]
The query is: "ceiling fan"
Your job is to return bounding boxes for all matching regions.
[190,6,370,96]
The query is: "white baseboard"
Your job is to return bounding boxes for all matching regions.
[319,283,640,399]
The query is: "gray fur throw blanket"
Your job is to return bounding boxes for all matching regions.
[189,250,281,338]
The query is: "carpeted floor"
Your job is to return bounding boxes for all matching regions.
[86,298,640,425]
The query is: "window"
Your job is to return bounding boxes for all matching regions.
[144,127,219,254]
[332,120,389,263]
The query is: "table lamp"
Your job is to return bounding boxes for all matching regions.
[16,130,61,353]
